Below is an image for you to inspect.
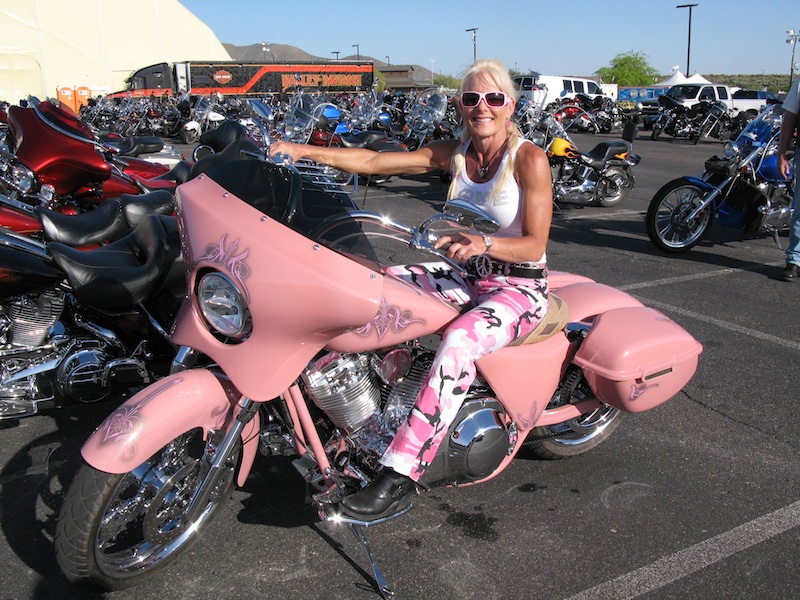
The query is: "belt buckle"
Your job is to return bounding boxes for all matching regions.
[473,254,493,278]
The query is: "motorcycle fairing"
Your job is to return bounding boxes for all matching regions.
[7,105,111,194]
[171,173,383,401]
[81,369,260,485]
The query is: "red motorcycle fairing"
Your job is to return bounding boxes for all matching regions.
[7,104,111,194]
[81,369,260,487]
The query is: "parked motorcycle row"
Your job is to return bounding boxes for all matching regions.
[0,82,795,598]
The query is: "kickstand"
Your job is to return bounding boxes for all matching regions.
[773,229,784,250]
[349,523,394,599]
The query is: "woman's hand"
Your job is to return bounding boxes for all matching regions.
[435,232,486,260]
[269,140,308,162]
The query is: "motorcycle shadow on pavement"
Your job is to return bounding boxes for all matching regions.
[549,207,788,279]
[0,403,112,599]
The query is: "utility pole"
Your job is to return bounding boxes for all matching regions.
[676,4,698,74]
[466,28,478,63]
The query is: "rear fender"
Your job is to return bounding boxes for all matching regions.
[81,369,260,487]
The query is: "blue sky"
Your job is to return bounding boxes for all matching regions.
[178,0,799,83]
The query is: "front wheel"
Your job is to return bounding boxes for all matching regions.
[646,178,713,253]
[650,125,662,141]
[55,428,239,590]
[180,127,200,145]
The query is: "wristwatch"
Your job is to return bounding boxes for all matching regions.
[482,235,493,255]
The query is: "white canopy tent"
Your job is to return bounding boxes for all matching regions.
[684,73,712,84]
[655,70,689,87]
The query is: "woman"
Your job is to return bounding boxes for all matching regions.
[270,59,553,521]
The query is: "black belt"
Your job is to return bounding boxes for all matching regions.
[471,256,547,279]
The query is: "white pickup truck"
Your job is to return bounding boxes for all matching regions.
[657,83,778,116]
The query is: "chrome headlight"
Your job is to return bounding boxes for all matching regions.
[10,164,35,192]
[197,272,252,339]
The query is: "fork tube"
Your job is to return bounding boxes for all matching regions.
[286,384,333,473]
[685,179,730,221]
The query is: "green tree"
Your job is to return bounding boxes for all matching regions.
[433,73,461,89]
[595,51,660,86]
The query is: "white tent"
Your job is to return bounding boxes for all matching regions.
[655,70,688,86]
[0,0,231,102]
[684,73,712,84]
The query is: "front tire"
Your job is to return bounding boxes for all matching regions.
[55,428,239,590]
[646,178,713,253]
[180,127,200,145]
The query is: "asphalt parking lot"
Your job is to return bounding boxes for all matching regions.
[0,128,798,600]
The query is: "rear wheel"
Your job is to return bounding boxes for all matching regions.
[525,367,626,459]
[597,167,632,207]
[646,178,713,253]
[55,428,239,590]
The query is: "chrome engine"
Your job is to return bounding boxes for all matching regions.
[301,348,517,486]
[0,291,150,419]
[552,162,598,204]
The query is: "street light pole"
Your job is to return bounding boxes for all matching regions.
[676,4,698,75]
[466,28,478,63]
[787,29,800,87]
[332,51,340,60]
[352,44,360,60]
[430,59,436,84]
[385,56,390,66]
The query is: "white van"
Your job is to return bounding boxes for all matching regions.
[513,74,607,107]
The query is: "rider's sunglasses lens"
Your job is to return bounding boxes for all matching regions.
[484,92,507,107]
[460,92,507,107]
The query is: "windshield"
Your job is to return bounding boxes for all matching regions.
[666,85,701,101]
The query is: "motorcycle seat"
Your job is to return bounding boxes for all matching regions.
[198,120,248,153]
[36,190,174,246]
[113,136,164,157]
[189,138,262,180]
[47,214,180,308]
[581,141,630,169]
[509,294,569,346]
[338,130,389,148]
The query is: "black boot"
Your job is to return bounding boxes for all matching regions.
[340,469,416,521]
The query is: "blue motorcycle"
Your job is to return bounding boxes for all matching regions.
[646,102,795,253]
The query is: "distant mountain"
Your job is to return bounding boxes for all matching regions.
[223,42,433,76]
[223,42,389,67]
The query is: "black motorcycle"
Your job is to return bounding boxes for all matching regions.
[650,94,705,141]
[0,214,184,420]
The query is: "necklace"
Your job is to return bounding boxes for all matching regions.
[473,139,508,179]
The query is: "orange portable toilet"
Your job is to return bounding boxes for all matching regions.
[57,87,77,112]
[76,86,92,108]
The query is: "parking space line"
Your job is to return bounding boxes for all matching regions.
[619,263,783,290]
[632,296,800,352]
[562,500,800,600]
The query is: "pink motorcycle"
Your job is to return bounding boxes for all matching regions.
[54,156,702,597]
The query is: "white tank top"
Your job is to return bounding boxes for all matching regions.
[450,138,546,263]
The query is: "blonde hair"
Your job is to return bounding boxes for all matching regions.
[447,59,523,205]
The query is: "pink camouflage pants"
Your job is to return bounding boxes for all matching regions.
[380,268,549,481]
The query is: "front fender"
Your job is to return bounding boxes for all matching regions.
[81,369,260,486]
[681,175,715,192]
